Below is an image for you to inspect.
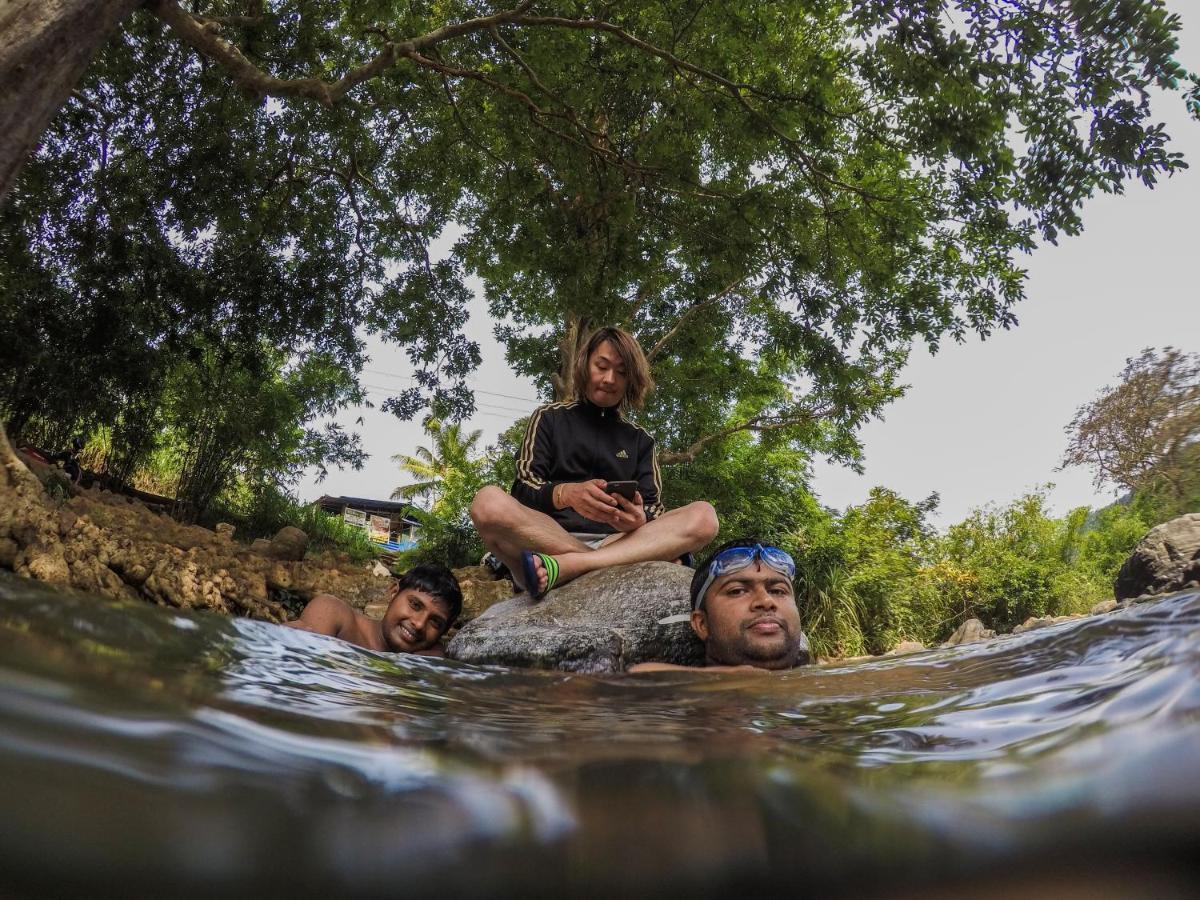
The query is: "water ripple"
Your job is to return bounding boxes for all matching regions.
[2,573,1199,896]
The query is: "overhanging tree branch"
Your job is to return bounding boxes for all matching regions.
[146,0,874,194]
[659,404,834,465]
[148,0,538,105]
[646,277,745,362]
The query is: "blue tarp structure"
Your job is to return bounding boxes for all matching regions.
[374,539,417,552]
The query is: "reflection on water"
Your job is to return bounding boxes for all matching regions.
[1,570,1198,897]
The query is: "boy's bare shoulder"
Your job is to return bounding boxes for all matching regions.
[288,593,360,635]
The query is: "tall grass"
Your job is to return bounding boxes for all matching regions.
[209,484,380,563]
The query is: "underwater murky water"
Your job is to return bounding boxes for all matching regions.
[1,571,1199,897]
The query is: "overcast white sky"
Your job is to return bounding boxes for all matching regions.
[298,14,1200,530]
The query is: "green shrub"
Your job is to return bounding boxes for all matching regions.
[795,487,1156,656]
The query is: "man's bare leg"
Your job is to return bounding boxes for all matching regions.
[522,501,718,594]
[469,486,592,590]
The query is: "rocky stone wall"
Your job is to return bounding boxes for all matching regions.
[0,426,389,620]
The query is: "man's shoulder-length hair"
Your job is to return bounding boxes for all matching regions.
[571,325,655,411]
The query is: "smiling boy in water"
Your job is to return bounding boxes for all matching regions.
[286,564,463,657]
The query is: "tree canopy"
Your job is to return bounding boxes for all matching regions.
[2,0,1197,495]
[1062,347,1200,512]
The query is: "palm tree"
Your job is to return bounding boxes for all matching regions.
[391,416,483,506]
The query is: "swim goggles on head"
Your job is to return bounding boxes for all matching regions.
[693,543,796,610]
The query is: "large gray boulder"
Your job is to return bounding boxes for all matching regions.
[447,562,701,672]
[1114,513,1200,601]
[446,561,811,673]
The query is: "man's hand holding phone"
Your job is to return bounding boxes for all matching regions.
[557,479,645,531]
[603,481,638,500]
[605,481,646,532]
[558,479,620,522]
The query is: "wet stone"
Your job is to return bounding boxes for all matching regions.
[1114,513,1200,601]
[941,618,995,647]
[446,561,812,673]
[886,640,926,655]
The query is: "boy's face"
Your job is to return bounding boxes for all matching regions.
[381,585,452,652]
[690,562,803,670]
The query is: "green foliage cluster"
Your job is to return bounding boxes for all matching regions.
[4,341,365,519]
[788,489,1152,659]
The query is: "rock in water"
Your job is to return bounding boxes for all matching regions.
[1114,513,1200,601]
[941,618,995,648]
[886,640,926,656]
[447,561,811,673]
[448,562,700,672]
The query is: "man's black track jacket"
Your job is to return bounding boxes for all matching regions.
[510,399,665,534]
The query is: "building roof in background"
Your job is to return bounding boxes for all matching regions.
[314,495,421,526]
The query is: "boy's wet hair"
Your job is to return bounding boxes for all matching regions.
[395,564,463,630]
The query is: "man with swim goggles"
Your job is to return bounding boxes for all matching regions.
[630,539,810,672]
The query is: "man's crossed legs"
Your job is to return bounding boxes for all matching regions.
[470,486,719,595]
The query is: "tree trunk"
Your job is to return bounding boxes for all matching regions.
[551,315,591,402]
[0,422,43,495]
[0,0,141,205]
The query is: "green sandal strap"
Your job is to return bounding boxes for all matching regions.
[536,553,559,592]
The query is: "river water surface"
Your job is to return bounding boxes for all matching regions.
[1,571,1199,897]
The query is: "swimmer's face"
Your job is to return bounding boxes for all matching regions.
[585,340,629,408]
[381,586,451,652]
[691,563,803,670]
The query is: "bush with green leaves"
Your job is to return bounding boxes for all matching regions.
[939,492,1096,632]
[791,488,947,658]
[789,487,1157,657]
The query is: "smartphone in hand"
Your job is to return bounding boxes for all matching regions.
[604,480,639,500]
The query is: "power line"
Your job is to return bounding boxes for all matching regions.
[360,385,534,415]
[362,368,542,404]
[360,385,533,417]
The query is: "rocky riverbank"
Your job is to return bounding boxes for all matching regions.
[0,427,389,620]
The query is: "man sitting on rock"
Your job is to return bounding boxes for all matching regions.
[470,325,718,598]
[286,564,462,657]
[629,540,808,672]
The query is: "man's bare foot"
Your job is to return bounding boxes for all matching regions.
[520,550,562,599]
